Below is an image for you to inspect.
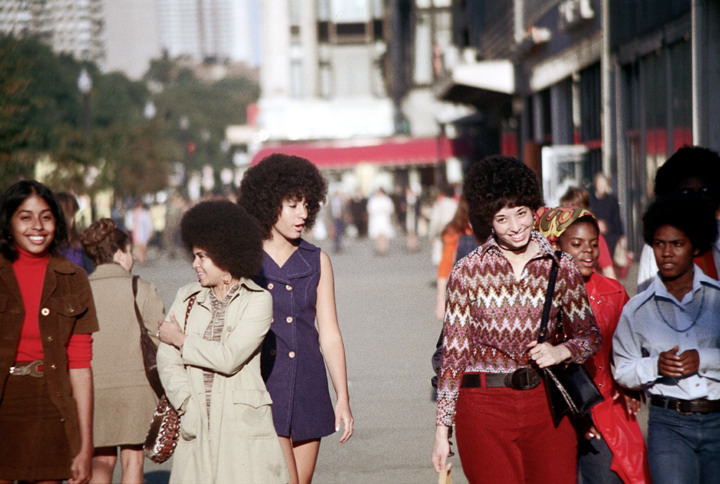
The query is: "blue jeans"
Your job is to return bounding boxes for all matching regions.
[648,405,720,484]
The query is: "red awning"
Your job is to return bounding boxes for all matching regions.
[250,136,468,169]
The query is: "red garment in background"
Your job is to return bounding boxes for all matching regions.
[585,271,650,483]
[597,233,613,270]
[12,246,92,368]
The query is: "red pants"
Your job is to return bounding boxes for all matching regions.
[455,380,577,484]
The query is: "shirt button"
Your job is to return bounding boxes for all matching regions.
[47,336,54,342]
[41,308,50,316]
[598,365,603,370]
[598,383,603,387]
[286,316,293,323]
[267,283,274,290]
[289,351,296,358]
[286,284,293,291]
[59,417,65,422]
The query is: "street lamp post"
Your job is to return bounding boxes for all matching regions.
[77,68,92,138]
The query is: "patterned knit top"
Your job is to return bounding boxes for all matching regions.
[202,283,239,414]
[436,231,601,426]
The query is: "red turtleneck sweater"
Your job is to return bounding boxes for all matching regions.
[12,246,92,368]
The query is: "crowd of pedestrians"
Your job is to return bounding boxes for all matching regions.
[1,145,719,484]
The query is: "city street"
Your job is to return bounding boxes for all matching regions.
[133,236,467,483]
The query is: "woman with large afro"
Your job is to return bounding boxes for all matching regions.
[239,153,354,484]
[431,155,601,483]
[156,200,288,483]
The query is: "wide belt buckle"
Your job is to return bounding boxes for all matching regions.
[505,368,541,390]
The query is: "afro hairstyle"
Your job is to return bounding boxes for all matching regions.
[238,153,327,240]
[654,146,720,209]
[181,200,263,279]
[642,197,718,255]
[463,155,544,240]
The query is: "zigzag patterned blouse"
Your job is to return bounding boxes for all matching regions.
[436,231,601,426]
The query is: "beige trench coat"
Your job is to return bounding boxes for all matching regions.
[88,263,165,446]
[157,280,288,484]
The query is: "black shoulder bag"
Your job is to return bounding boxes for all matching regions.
[538,252,603,426]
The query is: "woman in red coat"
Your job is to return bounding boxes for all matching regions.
[537,206,650,484]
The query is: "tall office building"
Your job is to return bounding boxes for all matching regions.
[103,0,161,79]
[0,0,104,64]
[156,0,258,65]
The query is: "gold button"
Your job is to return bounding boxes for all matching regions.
[50,364,56,370]
[41,308,50,316]
[60,417,65,422]
[286,316,293,323]
[285,284,293,291]
[47,336,54,342]
[267,283,274,290]
[288,351,296,358]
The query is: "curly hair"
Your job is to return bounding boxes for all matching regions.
[238,153,327,240]
[181,200,263,278]
[0,180,68,261]
[463,155,544,239]
[81,218,131,265]
[654,146,720,209]
[642,197,717,255]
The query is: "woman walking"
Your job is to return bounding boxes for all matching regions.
[0,180,98,484]
[537,206,650,483]
[431,156,601,483]
[239,153,354,484]
[156,200,288,484]
[81,218,165,484]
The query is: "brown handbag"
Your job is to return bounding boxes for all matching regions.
[142,289,196,463]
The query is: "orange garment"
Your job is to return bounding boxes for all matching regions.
[437,230,461,280]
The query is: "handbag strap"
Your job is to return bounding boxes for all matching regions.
[184,293,196,332]
[131,276,145,332]
[537,251,561,343]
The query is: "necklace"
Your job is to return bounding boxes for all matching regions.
[654,287,705,333]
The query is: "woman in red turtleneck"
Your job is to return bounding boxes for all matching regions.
[0,180,98,484]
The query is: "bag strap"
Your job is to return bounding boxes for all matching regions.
[184,293,196,332]
[131,276,144,331]
[537,251,561,343]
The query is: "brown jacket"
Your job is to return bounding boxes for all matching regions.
[0,253,98,454]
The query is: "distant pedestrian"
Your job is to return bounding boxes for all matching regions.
[590,172,625,255]
[428,185,458,265]
[329,190,346,252]
[349,188,368,237]
[56,192,93,273]
[367,187,395,256]
[613,197,720,484]
[239,153,354,484]
[80,219,165,484]
[431,156,601,483]
[126,201,153,264]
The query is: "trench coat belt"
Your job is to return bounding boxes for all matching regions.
[9,360,44,377]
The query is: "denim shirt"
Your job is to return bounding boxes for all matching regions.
[613,267,720,400]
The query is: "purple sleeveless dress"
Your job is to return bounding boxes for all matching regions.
[255,240,335,441]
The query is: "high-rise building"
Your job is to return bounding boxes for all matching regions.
[103,0,161,79]
[156,0,258,65]
[0,0,104,64]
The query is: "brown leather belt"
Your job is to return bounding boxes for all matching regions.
[650,395,720,415]
[9,360,44,377]
[461,369,542,391]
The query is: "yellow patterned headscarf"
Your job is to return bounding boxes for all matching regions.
[535,206,596,243]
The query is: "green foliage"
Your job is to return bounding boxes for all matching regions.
[1,35,259,197]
